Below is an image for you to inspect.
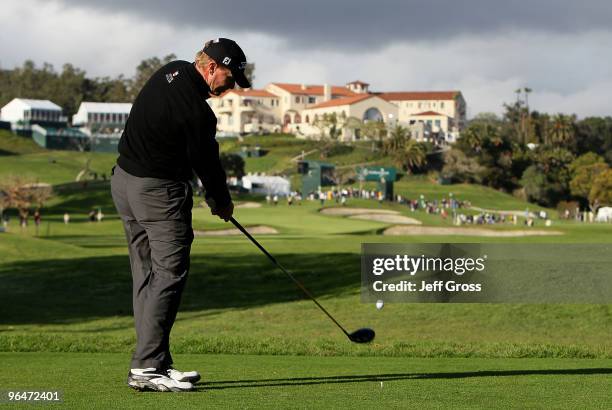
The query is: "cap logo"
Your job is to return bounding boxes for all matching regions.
[222,57,232,65]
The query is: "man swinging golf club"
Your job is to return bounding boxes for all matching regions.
[111,38,250,392]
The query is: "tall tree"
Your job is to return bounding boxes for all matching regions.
[569,153,609,210]
[550,114,576,148]
[589,169,612,210]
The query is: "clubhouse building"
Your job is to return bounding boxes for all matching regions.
[208,80,467,143]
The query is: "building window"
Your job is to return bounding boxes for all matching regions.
[435,120,441,128]
[426,120,432,126]
[295,96,300,103]
[441,102,445,109]
[305,115,310,123]
[418,102,422,109]
[308,96,316,104]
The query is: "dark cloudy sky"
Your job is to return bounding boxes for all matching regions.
[2,0,611,117]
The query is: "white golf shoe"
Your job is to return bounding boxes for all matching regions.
[127,368,194,392]
[166,366,201,383]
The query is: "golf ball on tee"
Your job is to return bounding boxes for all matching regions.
[376,300,384,310]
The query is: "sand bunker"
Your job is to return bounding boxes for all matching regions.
[349,214,422,225]
[469,207,531,217]
[383,226,563,237]
[320,207,400,216]
[194,226,278,236]
[236,201,262,208]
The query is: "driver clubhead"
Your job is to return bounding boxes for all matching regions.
[348,328,375,344]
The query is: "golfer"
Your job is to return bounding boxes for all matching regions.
[110,38,250,392]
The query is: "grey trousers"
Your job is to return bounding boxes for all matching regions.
[110,165,194,369]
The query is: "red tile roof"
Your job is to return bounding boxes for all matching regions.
[270,83,355,97]
[378,91,460,101]
[307,94,375,109]
[413,111,447,116]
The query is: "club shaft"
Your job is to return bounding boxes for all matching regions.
[230,217,350,337]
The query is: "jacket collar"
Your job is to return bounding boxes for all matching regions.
[186,62,211,99]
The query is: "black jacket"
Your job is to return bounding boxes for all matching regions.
[117,60,231,208]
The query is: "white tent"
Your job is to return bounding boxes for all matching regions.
[0,98,62,123]
[241,175,290,196]
[595,207,612,222]
[72,102,132,126]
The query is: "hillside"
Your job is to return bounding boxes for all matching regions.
[0,131,552,213]
[0,129,46,155]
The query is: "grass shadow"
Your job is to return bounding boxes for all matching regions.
[201,368,612,390]
[0,252,360,325]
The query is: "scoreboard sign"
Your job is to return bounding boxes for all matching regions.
[356,167,397,182]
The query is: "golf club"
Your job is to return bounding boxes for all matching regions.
[230,216,375,344]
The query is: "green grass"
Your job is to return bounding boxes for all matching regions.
[0,129,47,155]
[2,195,612,359]
[2,132,612,407]
[0,353,611,409]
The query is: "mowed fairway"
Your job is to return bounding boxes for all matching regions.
[1,353,611,409]
[2,140,612,408]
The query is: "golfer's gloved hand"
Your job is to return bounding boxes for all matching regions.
[210,201,234,222]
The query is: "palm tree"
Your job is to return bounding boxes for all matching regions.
[398,139,427,173]
[383,125,409,155]
[550,114,575,146]
[523,87,532,113]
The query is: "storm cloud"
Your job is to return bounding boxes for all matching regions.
[53,0,612,49]
[1,0,611,117]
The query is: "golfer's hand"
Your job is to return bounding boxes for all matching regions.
[211,201,234,222]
